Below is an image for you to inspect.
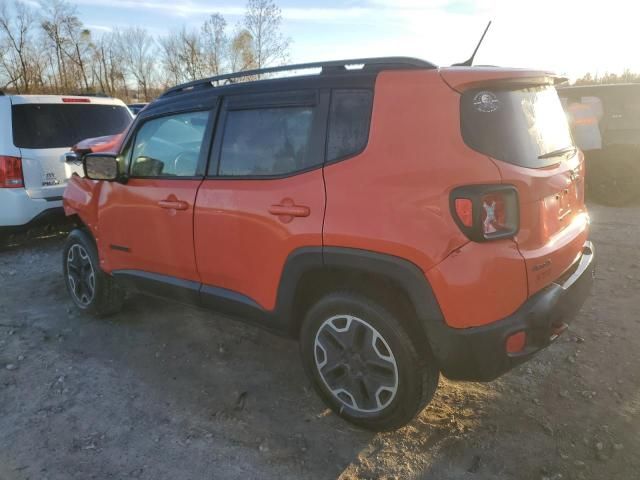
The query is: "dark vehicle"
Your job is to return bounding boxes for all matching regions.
[127,103,148,116]
[558,83,640,205]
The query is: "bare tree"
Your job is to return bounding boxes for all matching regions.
[91,31,126,96]
[28,36,49,91]
[0,0,295,97]
[160,27,208,84]
[60,18,93,91]
[201,13,227,76]
[118,27,156,101]
[40,0,76,92]
[243,0,290,70]
[158,32,183,86]
[0,1,37,92]
[178,27,204,81]
[229,28,256,73]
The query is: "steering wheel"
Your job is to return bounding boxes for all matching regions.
[173,151,199,176]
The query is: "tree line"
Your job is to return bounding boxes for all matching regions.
[574,69,640,86]
[0,0,290,102]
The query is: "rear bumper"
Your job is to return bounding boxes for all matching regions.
[0,206,65,235]
[432,241,595,381]
[0,187,63,228]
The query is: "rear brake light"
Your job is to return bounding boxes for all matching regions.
[0,156,24,188]
[450,185,519,242]
[62,97,91,103]
[454,198,473,227]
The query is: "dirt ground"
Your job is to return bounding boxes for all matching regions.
[0,203,638,480]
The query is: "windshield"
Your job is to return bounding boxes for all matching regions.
[461,85,574,168]
[12,103,132,149]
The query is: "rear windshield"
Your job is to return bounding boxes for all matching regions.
[12,103,131,149]
[461,85,574,168]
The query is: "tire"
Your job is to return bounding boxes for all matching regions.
[300,291,439,431]
[62,229,124,317]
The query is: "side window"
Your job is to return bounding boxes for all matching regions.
[327,89,373,162]
[216,106,316,177]
[130,111,209,177]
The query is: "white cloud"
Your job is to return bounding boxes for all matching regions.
[73,0,364,20]
[86,24,113,32]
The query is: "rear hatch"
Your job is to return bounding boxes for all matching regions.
[445,69,589,295]
[10,96,132,200]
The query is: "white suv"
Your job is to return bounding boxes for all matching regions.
[0,94,132,235]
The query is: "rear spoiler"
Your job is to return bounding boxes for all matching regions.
[440,67,565,93]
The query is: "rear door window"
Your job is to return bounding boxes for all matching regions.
[215,105,319,177]
[461,86,574,168]
[12,104,131,149]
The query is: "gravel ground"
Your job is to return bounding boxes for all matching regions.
[0,203,638,480]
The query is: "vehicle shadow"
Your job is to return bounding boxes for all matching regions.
[0,229,68,254]
[50,293,373,478]
[101,294,526,479]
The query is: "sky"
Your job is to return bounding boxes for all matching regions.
[43,0,638,81]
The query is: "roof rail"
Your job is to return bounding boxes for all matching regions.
[160,56,436,98]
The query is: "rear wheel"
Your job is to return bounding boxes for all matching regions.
[300,292,439,431]
[63,229,124,316]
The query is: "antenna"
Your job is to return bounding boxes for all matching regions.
[453,21,492,67]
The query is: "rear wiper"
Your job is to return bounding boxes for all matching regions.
[538,146,577,160]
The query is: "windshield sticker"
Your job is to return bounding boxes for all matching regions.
[473,91,500,113]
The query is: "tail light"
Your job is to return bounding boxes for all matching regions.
[506,331,526,354]
[0,156,24,188]
[62,97,91,103]
[450,185,519,242]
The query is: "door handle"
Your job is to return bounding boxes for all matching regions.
[157,199,189,210]
[268,205,310,217]
[268,198,310,223]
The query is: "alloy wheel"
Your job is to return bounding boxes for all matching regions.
[66,244,96,307]
[314,315,399,413]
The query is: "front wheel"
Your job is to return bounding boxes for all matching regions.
[300,292,439,431]
[63,229,124,316]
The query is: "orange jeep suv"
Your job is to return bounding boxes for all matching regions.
[63,58,594,431]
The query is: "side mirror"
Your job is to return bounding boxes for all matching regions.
[83,153,119,181]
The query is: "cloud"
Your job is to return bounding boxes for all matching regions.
[73,0,369,21]
[71,0,491,25]
[72,0,238,17]
[86,24,113,32]
[20,0,41,7]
